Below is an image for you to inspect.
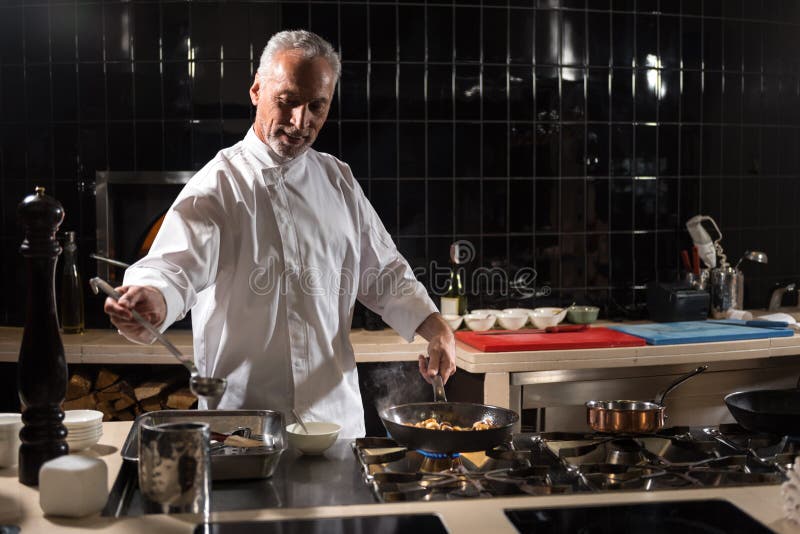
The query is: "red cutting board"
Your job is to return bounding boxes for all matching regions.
[455,327,647,352]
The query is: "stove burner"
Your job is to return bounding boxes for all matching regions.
[417,450,462,473]
[606,439,647,465]
[354,425,791,503]
[579,464,670,490]
[417,450,460,459]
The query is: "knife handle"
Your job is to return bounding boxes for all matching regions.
[545,324,589,333]
[745,320,789,328]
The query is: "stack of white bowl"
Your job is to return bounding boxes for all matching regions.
[64,410,104,452]
[0,413,22,468]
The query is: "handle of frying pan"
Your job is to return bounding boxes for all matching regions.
[655,365,708,405]
[432,375,448,403]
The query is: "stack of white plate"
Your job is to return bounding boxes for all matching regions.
[64,410,103,452]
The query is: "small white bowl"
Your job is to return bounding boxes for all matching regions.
[286,422,341,455]
[530,307,568,329]
[63,410,103,430]
[496,311,529,330]
[503,308,534,318]
[464,313,497,331]
[442,314,464,331]
[469,309,498,316]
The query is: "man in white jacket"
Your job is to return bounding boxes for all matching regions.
[103,30,455,438]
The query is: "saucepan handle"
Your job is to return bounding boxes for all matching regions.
[655,365,708,405]
[432,375,448,403]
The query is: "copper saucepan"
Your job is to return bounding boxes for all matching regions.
[585,365,707,433]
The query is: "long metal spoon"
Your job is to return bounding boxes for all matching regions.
[734,250,768,270]
[90,253,131,269]
[553,302,576,315]
[89,277,227,400]
[292,409,309,435]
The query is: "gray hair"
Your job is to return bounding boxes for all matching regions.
[257,30,341,82]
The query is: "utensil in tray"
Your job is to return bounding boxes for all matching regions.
[121,410,286,480]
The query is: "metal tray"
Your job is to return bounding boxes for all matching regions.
[121,410,286,480]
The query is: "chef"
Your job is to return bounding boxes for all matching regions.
[103,30,456,438]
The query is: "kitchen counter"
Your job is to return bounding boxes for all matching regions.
[3,323,799,369]
[0,421,798,533]
[4,324,800,412]
[0,327,429,364]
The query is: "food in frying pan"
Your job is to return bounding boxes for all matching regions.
[406,417,494,431]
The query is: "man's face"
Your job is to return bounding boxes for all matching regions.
[250,49,336,160]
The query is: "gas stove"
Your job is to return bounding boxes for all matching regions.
[353,424,796,502]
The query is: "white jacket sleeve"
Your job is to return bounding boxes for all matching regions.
[123,184,224,334]
[354,178,437,342]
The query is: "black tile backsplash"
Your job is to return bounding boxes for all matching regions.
[2,1,800,327]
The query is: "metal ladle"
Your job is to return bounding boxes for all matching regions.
[89,277,227,400]
[734,250,768,270]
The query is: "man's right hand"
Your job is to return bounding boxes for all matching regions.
[104,285,167,344]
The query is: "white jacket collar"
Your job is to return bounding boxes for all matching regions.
[243,126,308,173]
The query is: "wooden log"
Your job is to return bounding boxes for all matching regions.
[63,393,96,411]
[96,400,115,420]
[113,395,136,411]
[165,388,197,410]
[96,384,123,403]
[134,375,182,402]
[97,380,137,408]
[139,396,163,412]
[95,368,121,390]
[65,371,93,401]
[112,409,135,422]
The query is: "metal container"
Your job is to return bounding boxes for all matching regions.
[585,400,665,433]
[684,269,710,290]
[138,422,211,515]
[122,410,285,480]
[710,266,744,318]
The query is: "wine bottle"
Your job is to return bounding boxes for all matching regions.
[440,242,468,316]
[60,231,84,334]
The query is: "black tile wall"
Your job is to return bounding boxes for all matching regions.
[2,1,800,326]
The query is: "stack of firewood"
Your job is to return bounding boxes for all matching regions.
[62,367,198,421]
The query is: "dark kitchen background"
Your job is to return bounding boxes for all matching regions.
[2,0,799,328]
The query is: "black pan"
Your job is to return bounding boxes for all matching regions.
[378,376,519,453]
[725,387,800,435]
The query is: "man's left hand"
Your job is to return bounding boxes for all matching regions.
[416,313,457,384]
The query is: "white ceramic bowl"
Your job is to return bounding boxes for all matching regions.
[66,427,103,438]
[463,313,497,332]
[286,422,341,455]
[67,430,103,452]
[503,308,534,319]
[469,309,498,316]
[442,314,464,331]
[496,311,529,330]
[0,413,22,468]
[64,410,103,430]
[530,307,568,329]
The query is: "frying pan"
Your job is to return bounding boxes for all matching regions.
[378,376,519,453]
[585,366,708,433]
[725,375,800,435]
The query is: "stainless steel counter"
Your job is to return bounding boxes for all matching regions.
[105,440,374,517]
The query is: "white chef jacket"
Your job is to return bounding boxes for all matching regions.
[123,128,437,438]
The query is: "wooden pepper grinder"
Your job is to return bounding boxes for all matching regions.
[17,186,69,486]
